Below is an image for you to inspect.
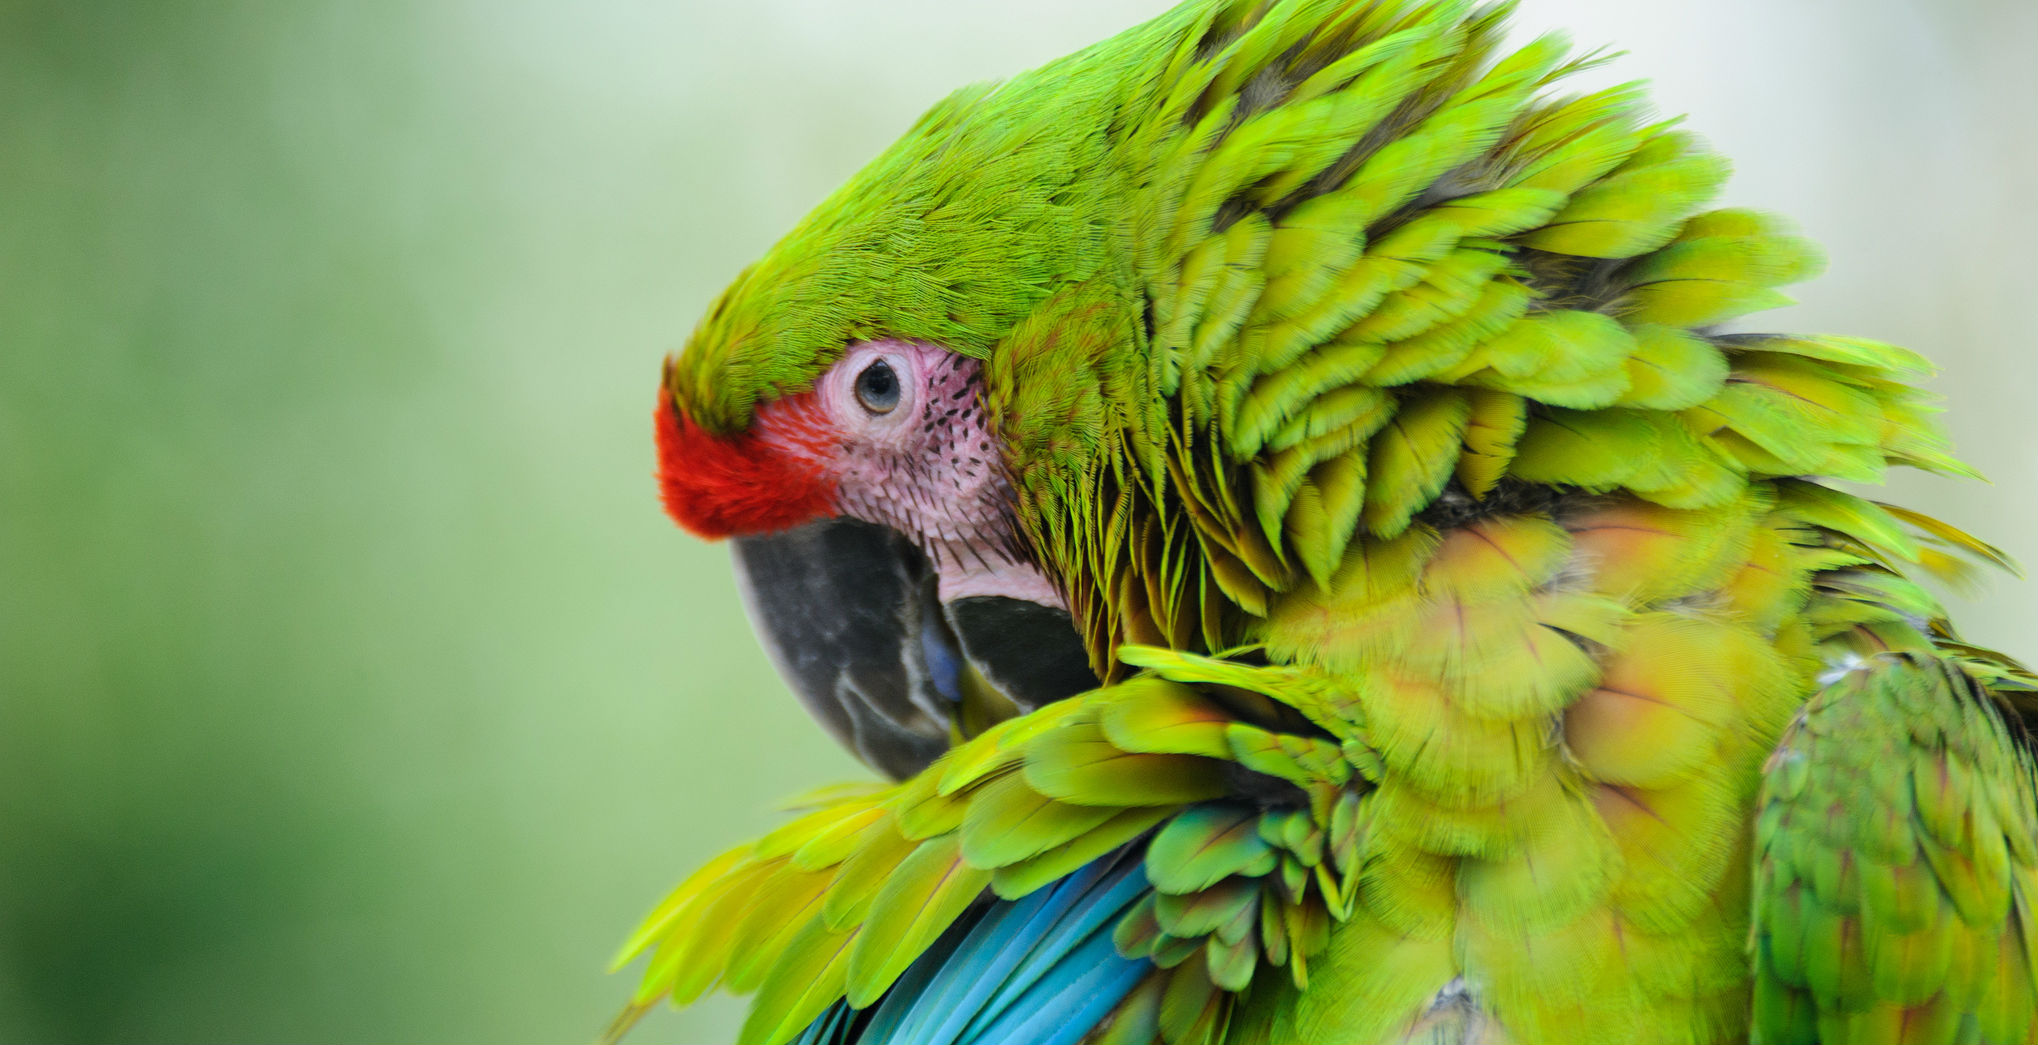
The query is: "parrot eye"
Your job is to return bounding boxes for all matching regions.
[854,359,901,414]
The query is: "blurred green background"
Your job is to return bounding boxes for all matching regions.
[1,1,2031,1041]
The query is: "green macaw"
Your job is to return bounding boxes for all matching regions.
[612,1,2038,1042]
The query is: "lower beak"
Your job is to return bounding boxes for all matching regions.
[730,518,1096,779]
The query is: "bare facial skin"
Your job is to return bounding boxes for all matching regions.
[803,341,1064,608]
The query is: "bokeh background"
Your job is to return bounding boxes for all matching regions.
[2,0,2032,1040]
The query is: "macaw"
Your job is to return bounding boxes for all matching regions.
[611,1,2038,1042]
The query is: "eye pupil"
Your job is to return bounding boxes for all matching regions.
[855,360,900,414]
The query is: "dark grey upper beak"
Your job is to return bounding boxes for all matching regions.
[731,518,1097,779]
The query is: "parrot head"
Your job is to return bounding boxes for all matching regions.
[647,72,1130,776]
[656,338,1099,779]
[655,341,1057,608]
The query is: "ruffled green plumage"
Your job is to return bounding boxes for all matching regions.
[633,0,2037,1042]
[615,662,1371,1045]
[1752,656,2038,1044]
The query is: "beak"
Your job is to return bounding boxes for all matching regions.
[730,517,1097,779]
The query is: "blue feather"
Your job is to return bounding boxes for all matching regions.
[901,855,1121,1043]
[791,998,856,1045]
[856,901,989,1042]
[790,848,1155,1045]
[960,923,1151,1045]
[951,856,1151,1043]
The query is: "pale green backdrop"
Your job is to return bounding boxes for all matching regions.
[1,1,2032,1041]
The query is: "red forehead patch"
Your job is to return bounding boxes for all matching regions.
[654,395,837,538]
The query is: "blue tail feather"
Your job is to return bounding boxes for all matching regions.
[919,853,1130,1043]
[951,854,1151,1043]
[789,849,1153,1045]
[790,996,857,1045]
[958,917,1152,1045]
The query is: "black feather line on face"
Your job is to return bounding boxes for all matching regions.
[833,351,1040,587]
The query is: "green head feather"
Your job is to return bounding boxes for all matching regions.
[664,0,1982,670]
[666,7,1209,433]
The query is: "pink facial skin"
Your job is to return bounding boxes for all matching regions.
[804,341,1066,609]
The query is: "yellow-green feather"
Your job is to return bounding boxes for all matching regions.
[630,1,2038,1042]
